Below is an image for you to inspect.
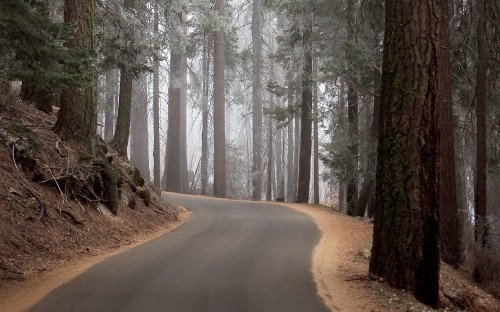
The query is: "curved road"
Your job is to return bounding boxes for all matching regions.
[31,193,329,312]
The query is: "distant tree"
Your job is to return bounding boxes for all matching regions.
[252,0,263,200]
[369,0,452,307]
[166,0,188,193]
[130,74,150,179]
[201,32,210,196]
[152,0,161,188]
[213,0,226,198]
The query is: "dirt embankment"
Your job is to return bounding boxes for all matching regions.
[0,102,187,311]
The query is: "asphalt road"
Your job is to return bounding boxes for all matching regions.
[31,193,329,312]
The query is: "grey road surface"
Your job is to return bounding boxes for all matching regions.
[30,193,329,312]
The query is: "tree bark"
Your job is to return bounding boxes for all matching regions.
[474,0,488,249]
[296,12,313,204]
[54,0,97,153]
[213,0,226,198]
[166,8,188,194]
[113,69,133,156]
[369,0,449,307]
[346,0,358,215]
[112,0,136,157]
[437,0,461,266]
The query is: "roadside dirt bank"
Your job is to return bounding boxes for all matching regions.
[281,203,500,312]
[0,207,190,312]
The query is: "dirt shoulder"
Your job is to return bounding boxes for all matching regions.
[0,207,190,312]
[280,203,500,312]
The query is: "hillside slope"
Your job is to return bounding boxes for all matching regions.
[0,102,181,294]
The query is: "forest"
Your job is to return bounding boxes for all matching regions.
[1,0,500,309]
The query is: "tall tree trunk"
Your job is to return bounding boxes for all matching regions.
[166,8,188,193]
[152,1,161,188]
[313,50,320,205]
[346,0,359,215]
[276,115,285,200]
[474,0,490,282]
[475,0,488,249]
[296,12,313,203]
[112,0,136,157]
[369,0,450,307]
[437,0,461,266]
[130,74,150,179]
[286,71,295,202]
[252,0,263,200]
[104,69,116,143]
[293,105,300,200]
[55,0,97,153]
[287,114,294,201]
[354,64,381,217]
[213,0,226,198]
[113,70,133,156]
[201,33,210,196]
[266,107,274,201]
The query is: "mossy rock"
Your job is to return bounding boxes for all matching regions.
[136,187,150,206]
[132,167,145,187]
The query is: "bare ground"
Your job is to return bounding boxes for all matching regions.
[280,202,500,312]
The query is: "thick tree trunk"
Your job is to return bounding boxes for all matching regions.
[113,69,133,156]
[166,18,188,193]
[112,0,136,157]
[437,0,461,266]
[475,0,488,249]
[369,0,449,307]
[474,0,490,282]
[213,0,226,198]
[54,0,97,154]
[346,0,358,215]
[252,0,263,200]
[296,12,313,204]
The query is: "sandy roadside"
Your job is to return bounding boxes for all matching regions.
[279,202,377,312]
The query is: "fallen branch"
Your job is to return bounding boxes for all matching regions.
[345,276,370,282]
[59,209,83,225]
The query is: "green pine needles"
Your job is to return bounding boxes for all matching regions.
[0,0,96,89]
